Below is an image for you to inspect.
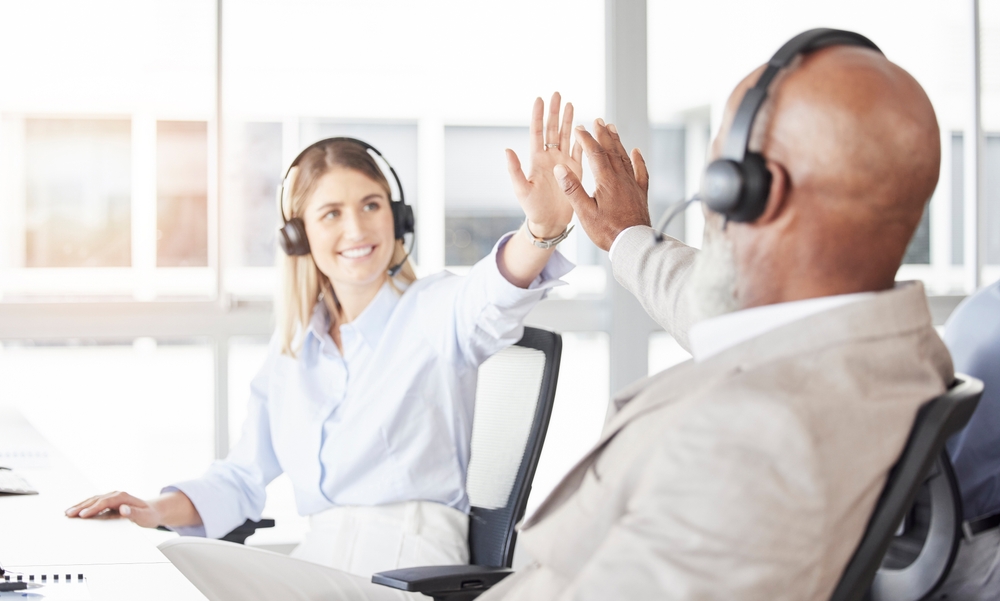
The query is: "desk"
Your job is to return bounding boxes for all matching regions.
[0,408,207,600]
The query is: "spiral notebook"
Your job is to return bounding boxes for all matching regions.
[0,573,90,600]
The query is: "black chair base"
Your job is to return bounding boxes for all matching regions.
[372,565,513,601]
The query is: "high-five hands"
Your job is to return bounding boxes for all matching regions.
[506,92,583,238]
[553,119,652,251]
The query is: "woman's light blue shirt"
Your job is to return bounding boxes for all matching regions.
[166,235,572,539]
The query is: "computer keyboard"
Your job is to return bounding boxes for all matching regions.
[0,468,38,495]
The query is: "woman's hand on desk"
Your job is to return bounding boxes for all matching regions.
[65,490,199,529]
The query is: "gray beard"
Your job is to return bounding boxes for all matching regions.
[685,224,739,324]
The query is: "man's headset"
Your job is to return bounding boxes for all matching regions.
[654,28,882,238]
[277,137,415,276]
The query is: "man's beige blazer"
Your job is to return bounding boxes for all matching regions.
[483,227,953,600]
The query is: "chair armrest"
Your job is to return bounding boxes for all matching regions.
[219,518,276,544]
[372,565,513,600]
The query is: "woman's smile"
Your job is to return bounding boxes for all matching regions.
[339,244,377,260]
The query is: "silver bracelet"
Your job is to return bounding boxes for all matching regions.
[524,220,574,249]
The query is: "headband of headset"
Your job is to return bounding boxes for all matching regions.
[276,137,415,256]
[702,28,883,223]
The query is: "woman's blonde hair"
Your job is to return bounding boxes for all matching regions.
[278,139,416,356]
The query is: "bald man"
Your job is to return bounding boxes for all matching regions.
[478,42,953,600]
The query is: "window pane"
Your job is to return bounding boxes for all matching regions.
[903,208,931,265]
[228,122,283,268]
[445,126,527,266]
[157,121,208,267]
[647,126,687,241]
[25,119,131,267]
[987,135,1000,266]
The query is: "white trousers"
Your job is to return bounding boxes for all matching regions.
[159,501,470,601]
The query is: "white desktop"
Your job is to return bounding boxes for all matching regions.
[0,408,207,600]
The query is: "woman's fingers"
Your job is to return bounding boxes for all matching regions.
[529,97,545,153]
[74,491,143,518]
[559,101,574,152]
[572,141,583,170]
[65,495,101,517]
[505,149,530,198]
[546,91,561,148]
[632,148,649,193]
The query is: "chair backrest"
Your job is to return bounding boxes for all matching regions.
[464,327,562,568]
[829,375,983,601]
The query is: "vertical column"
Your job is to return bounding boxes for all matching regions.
[606,0,655,393]
[212,0,229,460]
[212,0,227,308]
[417,118,445,274]
[214,336,230,459]
[964,0,983,291]
[131,114,157,301]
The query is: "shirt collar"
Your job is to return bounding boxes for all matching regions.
[307,282,400,352]
[689,291,876,362]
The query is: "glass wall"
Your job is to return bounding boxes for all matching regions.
[0,0,215,299]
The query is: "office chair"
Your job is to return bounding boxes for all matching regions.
[830,374,983,601]
[372,327,563,601]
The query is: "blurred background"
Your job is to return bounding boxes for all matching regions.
[0,0,997,550]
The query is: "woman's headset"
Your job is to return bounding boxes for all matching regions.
[276,137,415,275]
[700,28,882,223]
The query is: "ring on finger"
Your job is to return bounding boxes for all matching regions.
[545,143,559,149]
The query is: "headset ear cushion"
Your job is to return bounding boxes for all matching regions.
[729,152,773,223]
[278,218,311,256]
[703,159,744,216]
[392,201,415,239]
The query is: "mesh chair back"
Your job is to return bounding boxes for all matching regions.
[464,327,562,567]
[829,375,983,601]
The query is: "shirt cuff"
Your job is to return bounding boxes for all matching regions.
[488,231,575,299]
[161,481,227,539]
[608,226,646,262]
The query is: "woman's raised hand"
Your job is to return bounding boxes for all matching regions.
[506,92,583,238]
[66,491,163,528]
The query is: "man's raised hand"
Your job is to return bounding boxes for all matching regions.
[553,119,651,251]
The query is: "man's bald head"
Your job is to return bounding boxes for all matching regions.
[704,45,940,310]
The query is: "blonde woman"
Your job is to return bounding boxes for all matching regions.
[67,94,582,600]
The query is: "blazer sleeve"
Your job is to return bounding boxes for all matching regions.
[610,226,699,352]
[163,340,284,539]
[556,395,828,601]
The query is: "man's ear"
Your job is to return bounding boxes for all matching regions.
[757,159,790,224]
